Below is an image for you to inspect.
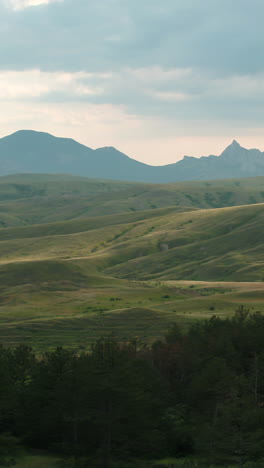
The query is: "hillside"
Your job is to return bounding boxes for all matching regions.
[1,202,264,282]
[1,173,264,227]
[1,130,264,182]
[1,174,264,348]
[1,201,264,348]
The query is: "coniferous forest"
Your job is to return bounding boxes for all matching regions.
[0,307,264,467]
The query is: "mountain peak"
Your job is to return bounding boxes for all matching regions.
[1,129,264,183]
[230,139,241,147]
[220,139,243,158]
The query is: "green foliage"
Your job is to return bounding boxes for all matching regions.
[165,323,182,344]
[0,312,264,465]
[0,434,18,467]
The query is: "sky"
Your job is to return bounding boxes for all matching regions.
[0,0,263,165]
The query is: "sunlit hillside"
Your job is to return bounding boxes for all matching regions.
[1,189,264,349]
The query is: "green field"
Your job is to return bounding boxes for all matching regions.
[1,173,264,227]
[0,174,264,349]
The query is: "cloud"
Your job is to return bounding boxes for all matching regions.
[148,91,191,102]
[6,0,62,10]
[1,0,264,162]
[1,0,264,74]
[2,66,264,137]
[0,69,104,99]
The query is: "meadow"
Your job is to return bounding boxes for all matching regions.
[1,173,264,227]
[0,174,264,349]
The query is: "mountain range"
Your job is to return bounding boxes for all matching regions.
[1,130,264,182]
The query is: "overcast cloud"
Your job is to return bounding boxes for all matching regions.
[0,0,263,164]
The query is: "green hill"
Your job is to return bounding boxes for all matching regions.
[1,173,264,227]
[103,203,264,282]
[1,202,263,281]
[1,176,264,349]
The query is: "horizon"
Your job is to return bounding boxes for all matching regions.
[1,128,262,167]
[1,1,264,165]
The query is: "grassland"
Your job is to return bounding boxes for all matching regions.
[0,178,264,349]
[1,173,264,227]
[1,201,263,280]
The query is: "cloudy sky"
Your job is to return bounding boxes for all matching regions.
[0,0,263,164]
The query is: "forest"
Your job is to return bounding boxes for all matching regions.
[0,307,264,468]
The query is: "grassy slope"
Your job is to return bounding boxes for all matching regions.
[1,202,264,349]
[1,173,264,227]
[1,202,262,281]
[104,203,264,281]
[0,206,186,242]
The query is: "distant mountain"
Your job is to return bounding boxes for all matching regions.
[1,130,264,182]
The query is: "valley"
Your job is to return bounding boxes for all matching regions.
[1,174,264,350]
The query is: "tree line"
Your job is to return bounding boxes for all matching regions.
[0,307,264,467]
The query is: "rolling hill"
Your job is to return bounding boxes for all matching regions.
[1,130,264,182]
[1,173,264,349]
[1,202,263,282]
[0,199,264,349]
[1,173,264,227]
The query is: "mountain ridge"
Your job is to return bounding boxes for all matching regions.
[1,129,264,182]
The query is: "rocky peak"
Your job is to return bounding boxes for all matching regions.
[220,140,245,159]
